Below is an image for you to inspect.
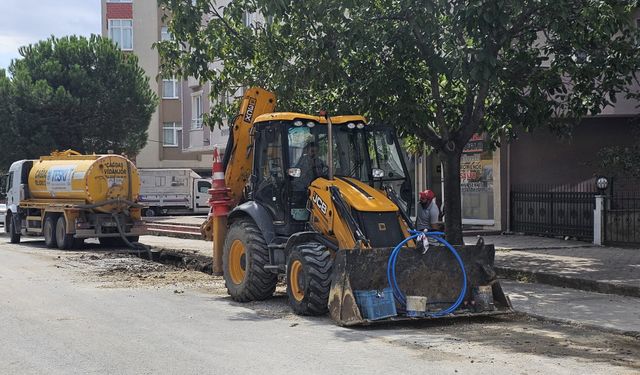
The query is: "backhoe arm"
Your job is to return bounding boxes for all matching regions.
[224,87,277,206]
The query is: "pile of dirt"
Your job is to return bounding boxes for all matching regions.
[63,252,227,294]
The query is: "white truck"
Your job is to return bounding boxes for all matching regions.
[138,169,211,217]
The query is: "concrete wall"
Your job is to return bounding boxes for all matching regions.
[509,117,635,186]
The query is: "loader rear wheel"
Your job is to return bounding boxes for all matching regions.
[43,216,58,248]
[286,243,333,316]
[222,218,277,302]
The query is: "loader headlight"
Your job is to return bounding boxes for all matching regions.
[347,122,356,129]
[372,168,385,178]
[306,121,316,128]
[293,120,304,127]
[356,123,365,129]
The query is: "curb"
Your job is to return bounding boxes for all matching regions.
[514,311,640,340]
[496,267,640,298]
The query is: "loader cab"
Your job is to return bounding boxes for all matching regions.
[249,114,412,237]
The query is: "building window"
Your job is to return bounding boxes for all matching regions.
[108,19,133,50]
[192,93,203,129]
[163,122,181,147]
[161,26,172,41]
[162,78,179,99]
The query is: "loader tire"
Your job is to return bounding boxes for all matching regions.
[223,218,277,302]
[286,242,333,316]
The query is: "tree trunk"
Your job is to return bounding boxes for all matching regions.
[442,150,464,245]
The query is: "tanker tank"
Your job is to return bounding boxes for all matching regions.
[28,152,140,214]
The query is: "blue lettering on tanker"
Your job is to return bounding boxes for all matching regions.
[46,166,76,193]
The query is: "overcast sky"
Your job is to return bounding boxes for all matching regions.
[0,0,101,70]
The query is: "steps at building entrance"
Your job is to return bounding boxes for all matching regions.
[144,220,203,240]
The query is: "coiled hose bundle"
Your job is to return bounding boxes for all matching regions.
[386,230,468,317]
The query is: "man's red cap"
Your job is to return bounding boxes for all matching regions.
[419,189,435,202]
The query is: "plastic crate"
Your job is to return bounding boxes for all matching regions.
[354,288,398,321]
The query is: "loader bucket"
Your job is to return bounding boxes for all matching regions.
[328,238,512,326]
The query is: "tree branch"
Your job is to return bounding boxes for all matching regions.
[456,79,489,147]
[407,16,447,139]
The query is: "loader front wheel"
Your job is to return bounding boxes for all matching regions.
[222,218,277,302]
[286,243,333,316]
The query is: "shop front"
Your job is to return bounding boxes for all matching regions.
[411,134,504,231]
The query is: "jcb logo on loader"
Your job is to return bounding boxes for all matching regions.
[312,192,328,215]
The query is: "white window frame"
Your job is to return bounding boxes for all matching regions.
[162,122,182,147]
[108,19,133,51]
[191,92,203,129]
[162,78,179,99]
[160,26,172,41]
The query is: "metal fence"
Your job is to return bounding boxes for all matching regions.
[604,191,640,246]
[511,182,597,240]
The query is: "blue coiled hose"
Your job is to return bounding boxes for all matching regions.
[386,230,468,317]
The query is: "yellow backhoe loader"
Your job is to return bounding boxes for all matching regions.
[207,87,512,325]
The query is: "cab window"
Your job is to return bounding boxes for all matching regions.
[254,125,286,221]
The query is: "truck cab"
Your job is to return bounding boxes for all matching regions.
[138,169,211,216]
[4,160,32,232]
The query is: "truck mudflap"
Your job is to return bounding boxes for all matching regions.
[328,239,513,326]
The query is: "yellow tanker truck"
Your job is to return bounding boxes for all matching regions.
[3,150,146,249]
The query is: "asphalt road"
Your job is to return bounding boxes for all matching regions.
[1,238,639,375]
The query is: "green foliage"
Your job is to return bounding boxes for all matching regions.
[159,0,640,149]
[598,124,640,177]
[0,35,157,170]
[158,0,640,241]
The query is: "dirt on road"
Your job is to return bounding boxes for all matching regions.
[52,249,640,372]
[61,251,295,319]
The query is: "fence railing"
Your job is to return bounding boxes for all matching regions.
[604,191,640,246]
[511,181,597,240]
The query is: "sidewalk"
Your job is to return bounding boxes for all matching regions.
[504,280,640,337]
[468,234,640,297]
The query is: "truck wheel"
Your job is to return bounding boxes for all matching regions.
[144,208,157,217]
[286,242,333,315]
[7,214,21,244]
[43,216,58,248]
[222,218,277,302]
[55,217,75,250]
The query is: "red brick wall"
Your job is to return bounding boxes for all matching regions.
[106,3,133,21]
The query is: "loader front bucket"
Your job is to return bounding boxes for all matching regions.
[328,238,512,326]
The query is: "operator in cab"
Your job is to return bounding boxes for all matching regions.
[292,141,327,190]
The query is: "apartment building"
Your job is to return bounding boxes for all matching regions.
[101,0,227,176]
